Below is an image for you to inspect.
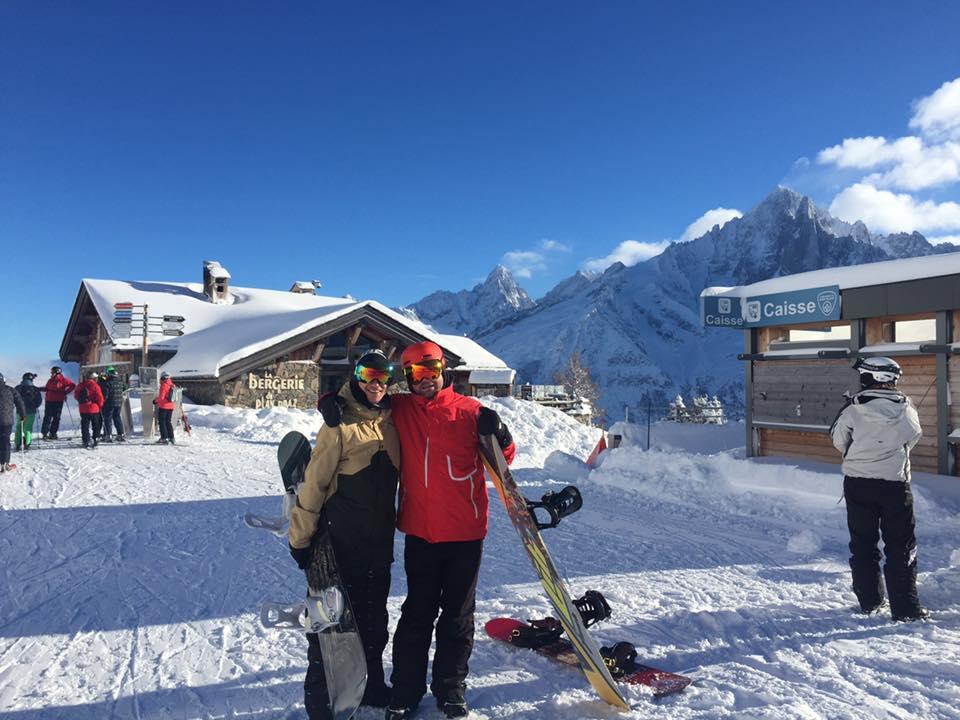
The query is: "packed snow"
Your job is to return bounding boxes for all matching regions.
[2,396,959,719]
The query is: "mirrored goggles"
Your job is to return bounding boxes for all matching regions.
[404,359,444,383]
[355,364,394,385]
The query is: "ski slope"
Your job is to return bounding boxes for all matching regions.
[1,397,959,719]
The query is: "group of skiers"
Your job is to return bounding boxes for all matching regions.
[289,342,515,720]
[0,366,181,464]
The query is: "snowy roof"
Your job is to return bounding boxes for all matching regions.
[701,252,960,298]
[76,278,512,380]
[203,260,231,279]
[435,333,511,371]
[468,368,516,385]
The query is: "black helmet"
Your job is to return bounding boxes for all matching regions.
[51,366,62,374]
[854,356,902,387]
[22,372,36,381]
[85,370,98,380]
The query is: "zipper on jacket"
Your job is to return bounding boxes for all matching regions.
[423,436,429,488]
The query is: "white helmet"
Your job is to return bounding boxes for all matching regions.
[854,356,901,386]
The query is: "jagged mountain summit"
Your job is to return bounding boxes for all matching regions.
[406,188,958,417]
[401,265,535,337]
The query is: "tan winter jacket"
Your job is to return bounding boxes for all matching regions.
[289,382,401,550]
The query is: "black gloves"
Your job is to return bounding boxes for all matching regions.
[289,543,312,570]
[318,392,343,427]
[478,407,513,450]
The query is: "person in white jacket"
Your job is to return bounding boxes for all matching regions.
[830,356,927,622]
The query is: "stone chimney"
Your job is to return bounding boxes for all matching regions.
[202,260,231,304]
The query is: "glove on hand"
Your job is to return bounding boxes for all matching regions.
[318,392,344,427]
[289,543,312,570]
[478,407,513,450]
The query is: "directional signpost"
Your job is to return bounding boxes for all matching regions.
[110,302,187,366]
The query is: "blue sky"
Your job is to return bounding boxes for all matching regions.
[2,1,959,370]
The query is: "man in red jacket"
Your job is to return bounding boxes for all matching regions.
[41,366,76,440]
[74,370,105,449]
[386,342,515,720]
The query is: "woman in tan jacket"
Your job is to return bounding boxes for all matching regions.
[289,350,401,717]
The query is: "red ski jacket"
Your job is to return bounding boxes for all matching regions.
[74,379,104,414]
[392,386,516,543]
[156,379,176,410]
[44,374,76,403]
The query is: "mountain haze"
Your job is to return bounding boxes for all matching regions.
[403,188,959,418]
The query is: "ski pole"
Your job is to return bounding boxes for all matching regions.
[65,396,76,436]
[19,419,25,460]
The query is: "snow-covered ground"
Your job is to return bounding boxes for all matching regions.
[2,397,959,719]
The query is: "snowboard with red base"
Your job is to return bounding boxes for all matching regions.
[478,434,631,710]
[485,617,692,698]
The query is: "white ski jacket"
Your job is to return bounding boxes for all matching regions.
[830,388,922,482]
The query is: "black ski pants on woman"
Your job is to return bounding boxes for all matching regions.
[844,475,921,617]
[157,408,174,441]
[41,400,63,436]
[304,563,391,719]
[389,535,483,709]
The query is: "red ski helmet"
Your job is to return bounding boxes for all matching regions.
[400,341,445,370]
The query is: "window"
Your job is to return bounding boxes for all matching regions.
[788,326,851,342]
[888,318,936,343]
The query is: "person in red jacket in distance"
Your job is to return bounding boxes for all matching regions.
[387,341,515,720]
[74,370,105,449]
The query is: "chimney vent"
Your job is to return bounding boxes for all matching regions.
[203,260,231,304]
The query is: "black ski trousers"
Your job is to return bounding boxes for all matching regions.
[102,406,124,437]
[844,475,921,616]
[304,563,392,719]
[389,535,483,708]
[157,408,174,441]
[80,412,102,447]
[41,401,63,436]
[0,424,11,464]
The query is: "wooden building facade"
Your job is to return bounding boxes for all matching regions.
[703,255,960,477]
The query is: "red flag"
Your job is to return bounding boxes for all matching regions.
[586,433,607,468]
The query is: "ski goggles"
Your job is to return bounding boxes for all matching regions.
[404,359,444,383]
[355,364,394,386]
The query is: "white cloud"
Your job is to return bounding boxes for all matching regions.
[581,207,741,273]
[828,182,960,235]
[582,240,671,272]
[927,234,960,245]
[539,238,571,253]
[679,207,743,242]
[501,238,570,278]
[910,77,960,141]
[811,77,960,236]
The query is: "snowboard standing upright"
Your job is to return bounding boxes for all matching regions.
[259,431,367,720]
[478,433,631,710]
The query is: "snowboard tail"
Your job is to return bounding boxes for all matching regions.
[485,618,691,698]
[478,434,630,710]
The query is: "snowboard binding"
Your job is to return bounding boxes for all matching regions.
[573,589,612,628]
[526,485,583,529]
[304,586,345,633]
[600,641,638,678]
[510,590,611,648]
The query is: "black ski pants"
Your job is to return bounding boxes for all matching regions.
[41,401,63,436]
[157,408,174,441]
[844,475,921,616]
[304,563,392,719]
[389,535,483,708]
[80,412,102,447]
[102,406,124,437]
[0,424,11,464]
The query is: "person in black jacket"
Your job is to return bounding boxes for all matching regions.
[100,367,127,442]
[14,373,43,451]
[0,373,26,472]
